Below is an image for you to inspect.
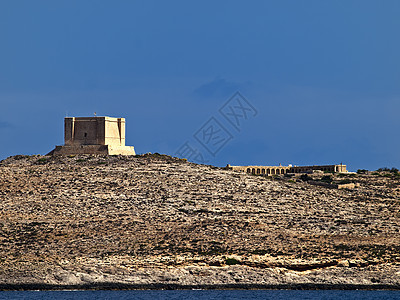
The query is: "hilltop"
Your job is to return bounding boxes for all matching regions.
[0,154,399,290]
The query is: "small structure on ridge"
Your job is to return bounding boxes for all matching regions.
[226,164,347,175]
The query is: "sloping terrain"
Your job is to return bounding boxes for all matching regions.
[0,154,399,290]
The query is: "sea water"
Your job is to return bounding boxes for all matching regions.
[0,290,400,300]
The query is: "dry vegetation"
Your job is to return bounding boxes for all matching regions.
[0,154,399,289]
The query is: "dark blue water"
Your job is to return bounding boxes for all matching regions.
[0,290,399,300]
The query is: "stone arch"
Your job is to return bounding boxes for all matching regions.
[247,168,251,173]
[267,169,270,175]
[271,169,275,175]
[261,169,265,174]
[257,168,260,174]
[252,168,255,174]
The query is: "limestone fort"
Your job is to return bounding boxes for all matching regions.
[49,116,136,155]
[226,163,347,175]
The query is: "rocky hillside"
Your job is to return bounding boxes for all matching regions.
[0,154,399,290]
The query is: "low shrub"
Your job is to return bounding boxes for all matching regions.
[339,179,352,184]
[300,174,312,181]
[225,258,241,265]
[320,175,333,183]
[357,169,368,174]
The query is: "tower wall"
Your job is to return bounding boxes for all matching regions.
[64,117,125,146]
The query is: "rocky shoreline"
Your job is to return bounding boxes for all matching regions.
[0,154,399,290]
[1,283,400,291]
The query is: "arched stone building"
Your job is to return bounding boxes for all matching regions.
[226,164,347,175]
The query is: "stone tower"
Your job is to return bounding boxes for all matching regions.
[49,116,136,155]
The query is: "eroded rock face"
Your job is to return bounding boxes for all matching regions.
[0,154,399,289]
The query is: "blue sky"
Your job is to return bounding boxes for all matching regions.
[1,1,399,171]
